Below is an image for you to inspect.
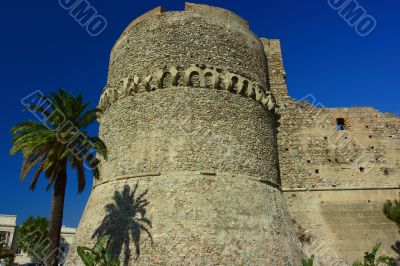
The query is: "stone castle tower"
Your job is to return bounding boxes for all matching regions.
[68,3,400,265]
[67,3,304,265]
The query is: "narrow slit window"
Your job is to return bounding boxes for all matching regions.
[336,118,346,130]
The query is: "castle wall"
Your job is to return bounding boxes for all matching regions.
[66,4,400,264]
[263,38,400,263]
[285,189,399,264]
[98,88,280,186]
[68,4,303,265]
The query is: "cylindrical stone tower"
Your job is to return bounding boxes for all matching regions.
[67,3,303,265]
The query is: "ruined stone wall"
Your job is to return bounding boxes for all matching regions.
[263,38,400,263]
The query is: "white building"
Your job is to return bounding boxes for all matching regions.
[0,214,76,266]
[0,215,17,249]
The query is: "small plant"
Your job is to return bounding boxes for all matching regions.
[77,235,120,266]
[352,243,395,266]
[384,199,400,225]
[301,255,314,266]
[383,198,400,261]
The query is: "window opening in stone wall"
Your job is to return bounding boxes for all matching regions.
[336,118,346,130]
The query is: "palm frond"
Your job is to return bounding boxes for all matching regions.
[11,88,107,194]
[10,121,49,135]
[46,163,60,191]
[20,147,48,182]
[29,157,47,190]
[24,105,53,119]
[88,137,108,159]
[85,153,101,179]
[78,108,102,128]
[75,160,86,193]
[11,129,55,154]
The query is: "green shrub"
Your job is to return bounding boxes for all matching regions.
[16,216,49,263]
[352,243,395,266]
[384,199,400,225]
[77,235,120,266]
[301,255,314,266]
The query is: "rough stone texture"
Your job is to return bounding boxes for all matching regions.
[67,3,303,266]
[285,190,400,265]
[108,3,268,89]
[68,4,400,265]
[97,88,280,186]
[68,174,302,265]
[262,38,400,264]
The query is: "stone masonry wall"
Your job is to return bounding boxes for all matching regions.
[68,4,399,264]
[263,38,400,263]
[67,4,304,265]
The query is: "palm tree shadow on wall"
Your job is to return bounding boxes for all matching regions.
[392,240,400,260]
[93,183,153,265]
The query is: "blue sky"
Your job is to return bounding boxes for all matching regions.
[0,0,399,227]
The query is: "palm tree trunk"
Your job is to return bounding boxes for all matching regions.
[46,165,67,266]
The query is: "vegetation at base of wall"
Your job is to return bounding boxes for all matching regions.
[301,255,314,266]
[351,243,395,266]
[383,198,400,260]
[16,216,49,263]
[304,243,396,266]
[77,235,120,266]
[384,199,400,225]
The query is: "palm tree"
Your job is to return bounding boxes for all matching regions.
[10,89,107,266]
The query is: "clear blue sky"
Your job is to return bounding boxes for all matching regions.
[0,0,399,227]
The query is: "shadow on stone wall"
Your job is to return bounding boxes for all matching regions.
[392,240,400,259]
[92,183,153,265]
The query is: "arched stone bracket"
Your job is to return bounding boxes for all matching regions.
[99,65,280,118]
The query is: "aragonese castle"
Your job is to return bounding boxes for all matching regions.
[67,3,400,265]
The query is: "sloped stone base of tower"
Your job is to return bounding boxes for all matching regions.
[67,173,303,265]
